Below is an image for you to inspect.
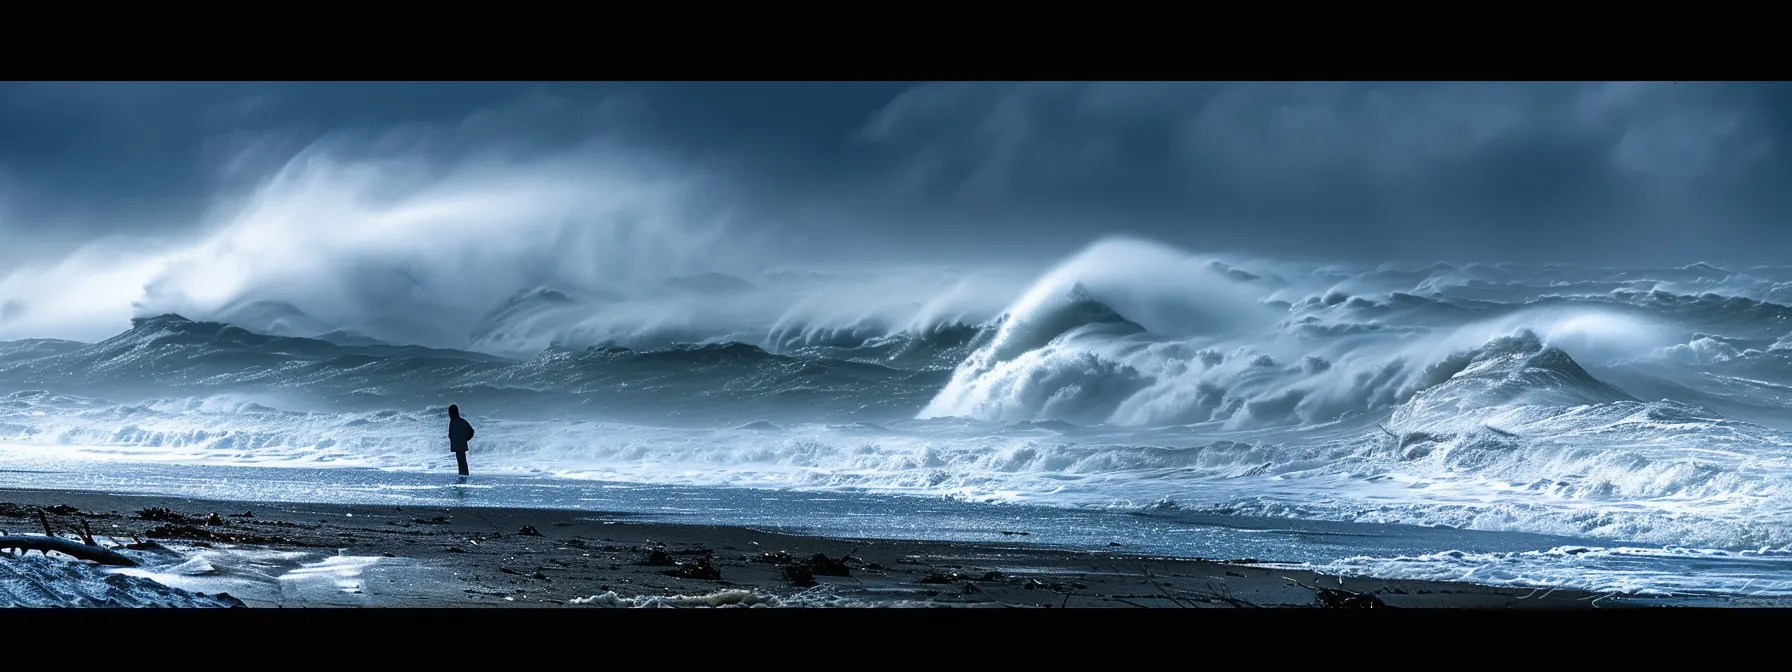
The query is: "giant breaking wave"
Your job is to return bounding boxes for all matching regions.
[5,237,1792,555]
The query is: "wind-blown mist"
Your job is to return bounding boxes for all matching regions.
[0,137,1026,352]
[7,135,1792,596]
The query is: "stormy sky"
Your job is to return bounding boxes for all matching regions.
[3,81,1788,272]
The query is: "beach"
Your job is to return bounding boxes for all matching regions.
[0,487,1682,609]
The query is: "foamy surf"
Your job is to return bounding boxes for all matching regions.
[97,539,398,606]
[0,552,243,608]
[1280,545,1792,598]
[8,240,1792,597]
[568,585,949,608]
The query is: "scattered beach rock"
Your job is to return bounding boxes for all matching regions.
[44,505,80,515]
[518,525,543,537]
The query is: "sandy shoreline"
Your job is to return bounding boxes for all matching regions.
[0,486,1713,609]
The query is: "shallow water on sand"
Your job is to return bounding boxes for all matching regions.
[5,448,1790,599]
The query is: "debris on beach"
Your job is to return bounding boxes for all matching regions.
[803,550,856,578]
[124,537,167,551]
[143,523,306,547]
[748,550,795,564]
[135,507,200,524]
[639,545,714,567]
[636,545,722,580]
[742,548,859,587]
[1310,587,1388,608]
[1284,577,1390,608]
[783,563,816,587]
[518,525,543,536]
[660,556,722,581]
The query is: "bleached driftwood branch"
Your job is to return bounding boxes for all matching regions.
[0,535,140,567]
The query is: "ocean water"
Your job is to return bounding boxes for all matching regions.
[5,237,1792,599]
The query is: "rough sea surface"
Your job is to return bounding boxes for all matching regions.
[5,237,1792,598]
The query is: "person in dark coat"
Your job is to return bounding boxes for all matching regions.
[448,404,476,478]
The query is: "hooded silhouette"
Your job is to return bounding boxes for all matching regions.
[448,404,476,477]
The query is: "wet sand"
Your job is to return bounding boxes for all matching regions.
[0,487,1684,608]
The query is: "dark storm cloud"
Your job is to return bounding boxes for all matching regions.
[0,81,914,262]
[1,81,1789,268]
[850,81,1792,264]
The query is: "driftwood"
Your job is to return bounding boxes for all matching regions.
[0,535,140,567]
[1283,576,1389,608]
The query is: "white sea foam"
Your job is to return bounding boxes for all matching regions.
[9,237,1792,595]
[0,552,243,608]
[1283,545,1792,597]
[568,585,947,608]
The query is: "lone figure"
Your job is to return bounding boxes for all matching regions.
[448,404,476,478]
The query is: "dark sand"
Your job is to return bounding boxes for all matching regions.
[0,487,1678,608]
